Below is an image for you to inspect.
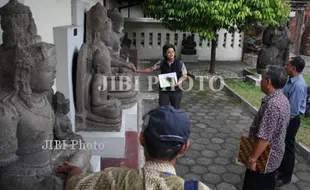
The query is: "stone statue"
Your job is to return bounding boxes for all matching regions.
[0,42,91,190]
[107,8,138,107]
[256,26,279,74]
[0,1,91,189]
[91,49,121,119]
[256,24,290,74]
[181,35,197,55]
[75,3,123,131]
[0,0,41,89]
[274,22,290,67]
[243,24,264,54]
[120,33,132,62]
[53,91,84,143]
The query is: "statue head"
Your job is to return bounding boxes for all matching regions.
[0,0,41,48]
[86,3,112,43]
[14,42,56,107]
[108,8,124,34]
[262,26,275,46]
[53,91,70,114]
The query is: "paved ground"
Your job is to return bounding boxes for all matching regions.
[176,88,310,190]
[137,61,310,190]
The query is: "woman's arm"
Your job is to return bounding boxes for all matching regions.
[136,67,153,73]
[176,75,188,86]
[134,60,162,73]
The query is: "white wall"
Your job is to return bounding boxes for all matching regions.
[23,0,72,43]
[125,21,243,61]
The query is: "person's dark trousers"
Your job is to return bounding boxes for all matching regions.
[159,90,183,109]
[242,169,275,190]
[277,116,301,182]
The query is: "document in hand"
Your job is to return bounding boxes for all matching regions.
[158,72,178,88]
[238,136,271,174]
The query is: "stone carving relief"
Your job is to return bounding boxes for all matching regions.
[75,3,122,132]
[107,7,138,107]
[120,33,132,62]
[256,24,290,74]
[0,1,91,189]
[181,34,197,55]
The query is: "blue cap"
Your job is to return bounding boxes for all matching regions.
[142,106,191,149]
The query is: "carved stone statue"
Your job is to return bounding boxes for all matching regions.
[120,33,132,62]
[0,1,91,189]
[75,3,123,131]
[256,24,290,74]
[53,91,84,143]
[274,22,290,67]
[0,42,91,190]
[256,26,279,74]
[181,35,197,55]
[0,0,41,89]
[107,8,138,107]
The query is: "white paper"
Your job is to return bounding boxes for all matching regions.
[158,72,178,88]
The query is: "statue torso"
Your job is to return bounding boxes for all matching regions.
[3,94,54,177]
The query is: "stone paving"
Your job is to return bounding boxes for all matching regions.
[174,88,310,190]
[137,61,310,190]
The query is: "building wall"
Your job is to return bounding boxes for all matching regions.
[125,21,243,61]
[0,0,104,44]
[122,5,243,61]
[24,0,72,43]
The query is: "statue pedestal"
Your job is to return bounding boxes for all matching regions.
[243,53,258,66]
[77,103,138,158]
[90,155,101,172]
[181,54,198,63]
[245,74,261,87]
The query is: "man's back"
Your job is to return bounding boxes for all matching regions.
[67,162,210,190]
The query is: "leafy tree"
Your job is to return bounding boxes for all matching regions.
[141,0,290,74]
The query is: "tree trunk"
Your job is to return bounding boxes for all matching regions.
[209,39,217,74]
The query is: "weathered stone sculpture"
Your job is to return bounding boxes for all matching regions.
[274,23,290,66]
[0,42,91,190]
[181,35,197,55]
[0,0,41,89]
[107,8,138,107]
[120,33,132,62]
[0,1,91,189]
[256,24,290,74]
[53,91,84,142]
[75,3,123,131]
[256,26,279,74]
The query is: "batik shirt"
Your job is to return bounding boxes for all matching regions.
[249,90,290,173]
[67,161,210,190]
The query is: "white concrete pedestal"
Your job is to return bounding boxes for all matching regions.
[77,103,138,158]
[181,54,198,63]
[243,53,258,66]
[90,155,101,172]
[245,74,261,87]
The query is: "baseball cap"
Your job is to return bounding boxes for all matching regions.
[142,106,191,149]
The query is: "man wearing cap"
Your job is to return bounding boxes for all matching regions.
[56,106,210,190]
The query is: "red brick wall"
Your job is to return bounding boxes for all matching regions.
[300,3,310,55]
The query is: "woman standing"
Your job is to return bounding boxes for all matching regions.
[134,44,188,109]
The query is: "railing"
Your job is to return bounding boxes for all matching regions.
[124,18,243,61]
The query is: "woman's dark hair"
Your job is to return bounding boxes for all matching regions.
[162,44,176,59]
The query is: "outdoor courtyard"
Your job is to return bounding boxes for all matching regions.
[138,61,310,190]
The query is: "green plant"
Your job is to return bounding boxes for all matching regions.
[226,79,310,149]
[142,0,290,74]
